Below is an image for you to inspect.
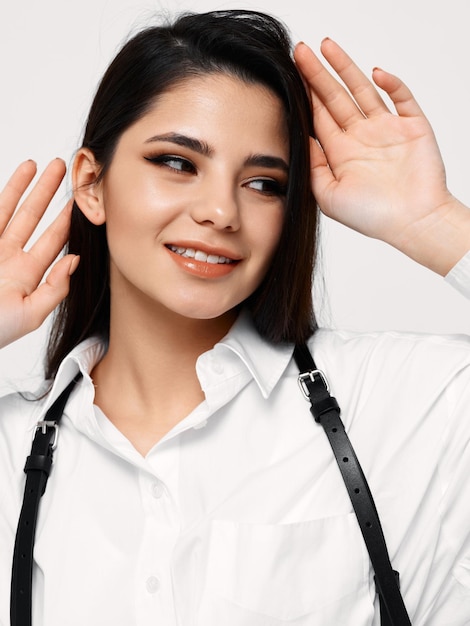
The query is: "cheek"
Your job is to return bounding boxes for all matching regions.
[102,175,178,236]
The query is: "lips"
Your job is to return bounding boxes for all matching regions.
[165,243,240,278]
[166,244,238,265]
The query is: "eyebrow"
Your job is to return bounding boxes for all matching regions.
[145,133,212,156]
[244,154,289,174]
[144,132,289,173]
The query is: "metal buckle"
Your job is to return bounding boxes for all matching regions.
[297,369,329,400]
[34,421,59,450]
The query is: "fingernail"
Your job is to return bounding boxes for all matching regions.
[68,255,80,275]
[321,37,332,43]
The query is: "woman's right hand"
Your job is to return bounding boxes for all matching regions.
[0,158,79,349]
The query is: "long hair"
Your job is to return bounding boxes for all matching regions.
[46,9,318,379]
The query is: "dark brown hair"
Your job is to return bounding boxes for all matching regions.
[46,9,318,379]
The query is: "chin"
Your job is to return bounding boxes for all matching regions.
[171,301,240,324]
[183,308,237,322]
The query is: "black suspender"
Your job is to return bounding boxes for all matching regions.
[10,345,411,625]
[294,343,411,625]
[10,374,82,626]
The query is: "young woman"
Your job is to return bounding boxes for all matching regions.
[1,9,469,626]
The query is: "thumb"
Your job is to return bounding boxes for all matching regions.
[24,254,80,331]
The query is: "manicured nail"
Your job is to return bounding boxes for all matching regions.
[68,255,80,275]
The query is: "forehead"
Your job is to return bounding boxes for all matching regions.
[127,73,289,155]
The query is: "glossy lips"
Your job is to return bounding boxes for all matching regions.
[165,244,239,278]
[167,245,235,265]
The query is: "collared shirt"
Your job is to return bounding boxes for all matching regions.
[1,256,470,625]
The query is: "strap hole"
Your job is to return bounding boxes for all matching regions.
[332,427,337,433]
[342,457,349,463]
[354,488,360,494]
[366,521,372,528]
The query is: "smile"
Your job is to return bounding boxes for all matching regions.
[167,245,236,264]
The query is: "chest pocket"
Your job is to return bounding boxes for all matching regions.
[197,513,374,625]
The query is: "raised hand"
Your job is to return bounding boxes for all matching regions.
[294,39,470,275]
[0,159,79,348]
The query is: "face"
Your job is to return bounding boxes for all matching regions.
[95,73,289,324]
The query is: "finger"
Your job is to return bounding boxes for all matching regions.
[3,158,66,248]
[310,89,343,150]
[294,43,344,139]
[295,41,365,129]
[0,160,37,233]
[295,41,388,130]
[319,38,390,118]
[372,68,425,117]
[28,200,73,272]
[23,254,79,332]
[309,137,336,211]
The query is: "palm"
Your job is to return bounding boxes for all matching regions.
[295,39,451,250]
[0,159,77,348]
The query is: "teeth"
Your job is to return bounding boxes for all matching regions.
[168,245,234,264]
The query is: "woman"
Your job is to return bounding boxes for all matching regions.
[1,9,469,625]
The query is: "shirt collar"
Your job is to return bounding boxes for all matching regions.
[216,310,294,399]
[43,311,295,410]
[41,337,106,414]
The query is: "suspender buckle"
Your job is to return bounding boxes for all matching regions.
[297,369,329,400]
[34,420,59,450]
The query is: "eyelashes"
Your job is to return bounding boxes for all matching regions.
[144,154,195,173]
[144,154,287,197]
[247,178,287,197]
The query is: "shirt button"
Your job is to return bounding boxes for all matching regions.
[150,482,164,499]
[146,576,160,594]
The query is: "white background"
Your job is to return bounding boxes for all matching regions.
[0,0,469,384]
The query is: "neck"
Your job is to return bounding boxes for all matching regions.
[92,293,237,455]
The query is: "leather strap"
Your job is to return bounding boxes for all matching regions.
[10,374,82,626]
[293,344,411,626]
[11,348,412,625]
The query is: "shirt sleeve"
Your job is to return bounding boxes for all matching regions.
[445,250,470,298]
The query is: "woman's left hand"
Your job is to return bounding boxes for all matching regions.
[294,39,470,275]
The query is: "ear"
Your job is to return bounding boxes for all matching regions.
[72,148,106,225]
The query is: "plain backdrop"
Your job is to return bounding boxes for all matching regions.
[0,0,469,385]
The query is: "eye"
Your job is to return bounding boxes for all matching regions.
[144,154,196,174]
[246,178,287,197]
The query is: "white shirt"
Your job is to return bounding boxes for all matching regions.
[1,257,470,625]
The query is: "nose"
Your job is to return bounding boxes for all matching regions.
[189,183,241,231]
